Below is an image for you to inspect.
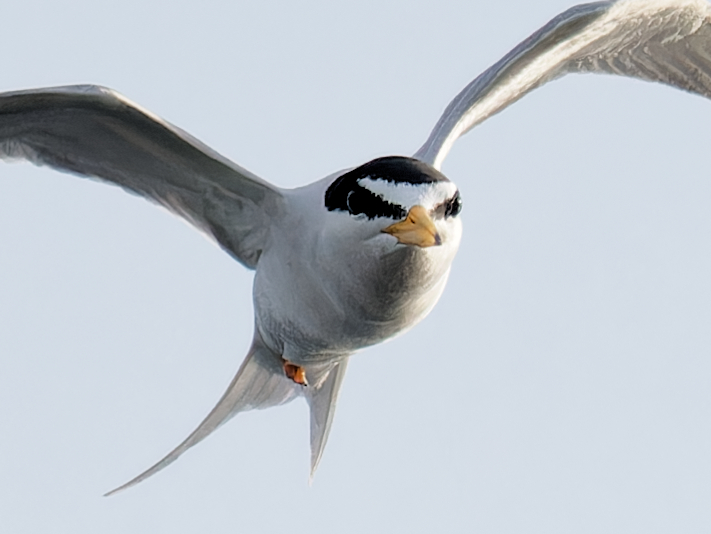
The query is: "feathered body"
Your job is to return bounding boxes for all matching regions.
[255,163,462,362]
[2,0,711,494]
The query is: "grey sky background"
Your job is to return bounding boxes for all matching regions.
[2,1,711,532]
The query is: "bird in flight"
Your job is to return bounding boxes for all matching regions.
[1,0,710,494]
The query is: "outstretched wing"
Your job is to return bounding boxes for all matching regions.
[0,84,283,269]
[415,0,711,169]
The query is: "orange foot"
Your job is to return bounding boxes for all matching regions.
[283,360,308,386]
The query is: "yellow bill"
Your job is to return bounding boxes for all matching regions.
[381,205,441,247]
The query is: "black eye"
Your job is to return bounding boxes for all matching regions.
[444,191,462,218]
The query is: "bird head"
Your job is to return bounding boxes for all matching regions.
[324,156,462,248]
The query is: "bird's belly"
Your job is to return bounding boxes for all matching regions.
[253,244,451,360]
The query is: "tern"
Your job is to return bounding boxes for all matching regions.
[1,0,711,494]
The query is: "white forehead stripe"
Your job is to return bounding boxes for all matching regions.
[359,178,457,210]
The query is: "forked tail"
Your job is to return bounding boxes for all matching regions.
[105,329,349,495]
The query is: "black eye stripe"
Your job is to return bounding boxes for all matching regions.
[445,190,462,218]
[338,182,406,220]
[325,156,450,220]
[432,190,462,219]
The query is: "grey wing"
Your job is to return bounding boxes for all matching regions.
[0,84,283,269]
[415,0,711,169]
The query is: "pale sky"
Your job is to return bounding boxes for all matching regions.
[2,1,711,532]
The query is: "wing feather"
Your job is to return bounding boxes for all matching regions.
[416,0,711,169]
[0,84,282,268]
